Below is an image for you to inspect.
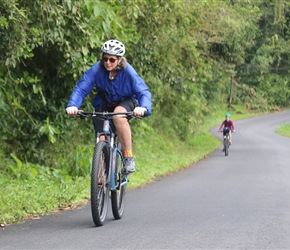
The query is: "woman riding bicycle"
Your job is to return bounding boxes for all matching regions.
[66,39,152,174]
[219,113,235,145]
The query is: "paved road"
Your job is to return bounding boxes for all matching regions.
[1,111,290,249]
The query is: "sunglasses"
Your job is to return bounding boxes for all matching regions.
[102,57,117,63]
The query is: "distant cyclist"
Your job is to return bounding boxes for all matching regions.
[66,39,152,174]
[219,113,235,145]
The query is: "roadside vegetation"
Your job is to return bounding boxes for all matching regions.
[1,0,290,226]
[276,123,290,137]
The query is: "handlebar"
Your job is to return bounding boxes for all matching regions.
[72,111,137,120]
[218,130,236,132]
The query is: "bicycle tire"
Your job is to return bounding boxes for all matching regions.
[225,138,229,156]
[91,141,110,226]
[111,143,127,219]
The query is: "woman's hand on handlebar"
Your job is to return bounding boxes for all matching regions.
[66,106,79,116]
[133,107,147,117]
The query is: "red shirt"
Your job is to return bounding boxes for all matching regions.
[219,119,235,130]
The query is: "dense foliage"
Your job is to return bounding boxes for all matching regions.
[1,0,290,171]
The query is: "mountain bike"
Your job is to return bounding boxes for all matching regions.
[220,127,231,156]
[75,111,136,226]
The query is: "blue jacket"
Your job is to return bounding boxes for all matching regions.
[66,61,152,116]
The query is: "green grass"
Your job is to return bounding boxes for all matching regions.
[276,123,290,137]
[0,104,262,226]
[129,129,220,189]
[0,173,90,225]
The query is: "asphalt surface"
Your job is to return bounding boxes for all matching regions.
[1,111,290,249]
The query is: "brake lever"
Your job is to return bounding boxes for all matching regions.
[78,112,87,119]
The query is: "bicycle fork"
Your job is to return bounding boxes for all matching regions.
[110,147,128,191]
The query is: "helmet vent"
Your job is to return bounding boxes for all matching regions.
[101,39,126,56]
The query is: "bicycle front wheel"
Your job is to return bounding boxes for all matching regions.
[111,143,127,219]
[91,141,110,226]
[225,138,229,156]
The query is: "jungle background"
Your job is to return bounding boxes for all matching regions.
[1,0,290,225]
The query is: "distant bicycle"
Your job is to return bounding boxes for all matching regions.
[219,127,235,156]
[74,111,139,226]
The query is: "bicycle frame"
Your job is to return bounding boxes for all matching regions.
[223,133,230,144]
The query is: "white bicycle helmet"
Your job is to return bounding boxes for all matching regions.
[101,39,125,56]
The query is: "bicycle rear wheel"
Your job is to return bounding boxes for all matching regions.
[111,143,127,219]
[91,141,110,226]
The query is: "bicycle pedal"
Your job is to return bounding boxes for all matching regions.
[121,168,127,175]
